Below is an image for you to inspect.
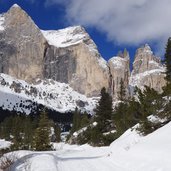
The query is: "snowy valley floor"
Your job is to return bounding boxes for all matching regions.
[1,122,171,171]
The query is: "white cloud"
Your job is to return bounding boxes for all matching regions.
[45,0,171,55]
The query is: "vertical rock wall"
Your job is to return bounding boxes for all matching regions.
[0,5,46,82]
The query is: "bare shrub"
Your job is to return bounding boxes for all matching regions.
[0,153,17,171]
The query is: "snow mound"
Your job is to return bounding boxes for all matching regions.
[0,73,97,114]
[110,125,141,152]
[110,122,171,170]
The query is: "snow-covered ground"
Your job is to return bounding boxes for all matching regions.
[0,73,97,114]
[2,121,171,171]
[0,139,11,150]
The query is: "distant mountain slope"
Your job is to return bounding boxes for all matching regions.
[0,73,97,114]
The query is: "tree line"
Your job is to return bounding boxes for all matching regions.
[0,109,61,151]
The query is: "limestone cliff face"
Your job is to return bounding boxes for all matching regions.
[0,4,167,99]
[0,4,46,82]
[129,44,166,92]
[0,5,109,96]
[108,50,130,99]
[42,26,109,96]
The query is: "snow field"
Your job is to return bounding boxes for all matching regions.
[1,122,171,171]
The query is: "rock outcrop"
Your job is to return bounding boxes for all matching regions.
[129,44,166,92]
[42,26,110,97]
[0,4,46,82]
[108,50,130,99]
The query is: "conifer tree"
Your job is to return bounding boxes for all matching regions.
[75,88,113,146]
[164,37,171,83]
[22,116,34,149]
[95,87,113,123]
[113,101,128,134]
[33,110,51,151]
[118,78,126,101]
[134,86,163,135]
[80,113,89,128]
[54,124,61,142]
[71,107,81,133]
[11,115,23,150]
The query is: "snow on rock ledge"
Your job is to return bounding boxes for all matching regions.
[42,26,87,48]
[0,14,5,31]
[130,44,166,92]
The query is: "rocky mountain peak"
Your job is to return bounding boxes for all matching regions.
[108,50,130,99]
[42,25,109,96]
[5,3,38,31]
[11,4,20,8]
[0,4,46,82]
[132,44,161,75]
[130,44,166,93]
[144,44,153,54]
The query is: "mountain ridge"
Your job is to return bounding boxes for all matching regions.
[0,4,167,114]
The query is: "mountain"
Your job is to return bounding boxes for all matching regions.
[0,4,46,82]
[129,44,166,92]
[0,4,167,114]
[0,73,97,114]
[42,26,109,97]
[0,4,109,97]
[108,49,130,99]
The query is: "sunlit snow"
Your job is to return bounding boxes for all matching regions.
[2,122,171,171]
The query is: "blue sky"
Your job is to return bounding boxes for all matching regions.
[0,0,170,62]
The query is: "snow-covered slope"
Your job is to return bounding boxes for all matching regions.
[42,26,87,48]
[4,122,171,171]
[0,73,97,114]
[110,122,171,170]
